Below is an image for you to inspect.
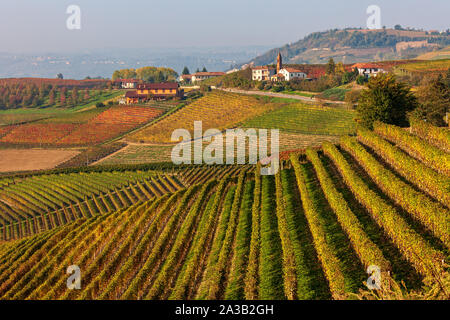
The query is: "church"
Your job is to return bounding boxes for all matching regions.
[251,53,307,82]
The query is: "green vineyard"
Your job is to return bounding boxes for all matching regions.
[0,122,448,300]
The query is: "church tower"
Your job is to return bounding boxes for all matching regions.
[276,52,282,73]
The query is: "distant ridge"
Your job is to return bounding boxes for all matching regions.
[248,28,450,66]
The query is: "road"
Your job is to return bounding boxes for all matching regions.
[214,87,346,104]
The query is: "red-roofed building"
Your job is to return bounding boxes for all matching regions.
[279,68,307,81]
[352,63,385,78]
[252,66,276,81]
[180,74,193,82]
[125,82,183,104]
[114,79,139,89]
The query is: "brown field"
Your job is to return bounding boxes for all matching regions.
[0,149,80,172]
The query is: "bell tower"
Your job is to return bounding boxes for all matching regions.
[276,52,282,73]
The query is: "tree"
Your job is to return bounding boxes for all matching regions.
[326,58,336,75]
[56,73,64,79]
[195,68,200,73]
[356,75,367,85]
[182,66,190,75]
[335,62,345,74]
[202,67,208,72]
[394,24,402,30]
[357,73,418,128]
[71,88,79,106]
[410,74,450,126]
[48,89,55,105]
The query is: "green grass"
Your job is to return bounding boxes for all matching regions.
[0,90,123,119]
[317,87,349,101]
[282,90,316,98]
[241,103,356,136]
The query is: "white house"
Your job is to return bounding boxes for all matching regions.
[278,68,307,81]
[114,79,139,89]
[352,63,385,78]
[251,66,276,81]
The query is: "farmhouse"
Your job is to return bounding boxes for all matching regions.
[179,74,193,83]
[352,63,385,78]
[278,67,307,81]
[252,66,276,81]
[191,72,226,82]
[114,79,139,89]
[125,82,183,104]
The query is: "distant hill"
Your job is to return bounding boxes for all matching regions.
[248,28,450,66]
[416,46,450,60]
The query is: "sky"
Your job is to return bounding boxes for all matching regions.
[0,0,449,53]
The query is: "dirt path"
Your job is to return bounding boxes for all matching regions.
[215,87,346,105]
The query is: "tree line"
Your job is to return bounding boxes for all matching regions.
[112,66,178,83]
[0,83,105,109]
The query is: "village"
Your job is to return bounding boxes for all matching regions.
[114,52,385,105]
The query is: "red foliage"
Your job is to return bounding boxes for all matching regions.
[0,124,78,144]
[0,78,108,89]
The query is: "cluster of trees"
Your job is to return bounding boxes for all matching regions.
[0,83,99,109]
[112,66,178,83]
[357,69,450,128]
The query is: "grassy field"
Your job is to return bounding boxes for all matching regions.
[240,103,356,136]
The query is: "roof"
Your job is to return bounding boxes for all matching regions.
[252,66,275,70]
[282,67,305,73]
[136,82,179,90]
[181,74,192,79]
[272,73,285,78]
[352,63,382,69]
[192,72,226,76]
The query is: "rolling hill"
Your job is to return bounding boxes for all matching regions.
[0,120,448,300]
[248,28,450,66]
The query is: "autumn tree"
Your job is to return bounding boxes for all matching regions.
[326,58,336,75]
[410,74,450,126]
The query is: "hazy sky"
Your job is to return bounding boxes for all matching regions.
[0,0,449,53]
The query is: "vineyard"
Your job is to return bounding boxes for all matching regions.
[127,91,277,144]
[0,119,447,300]
[100,133,339,165]
[0,106,164,146]
[395,59,450,75]
[241,103,356,136]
